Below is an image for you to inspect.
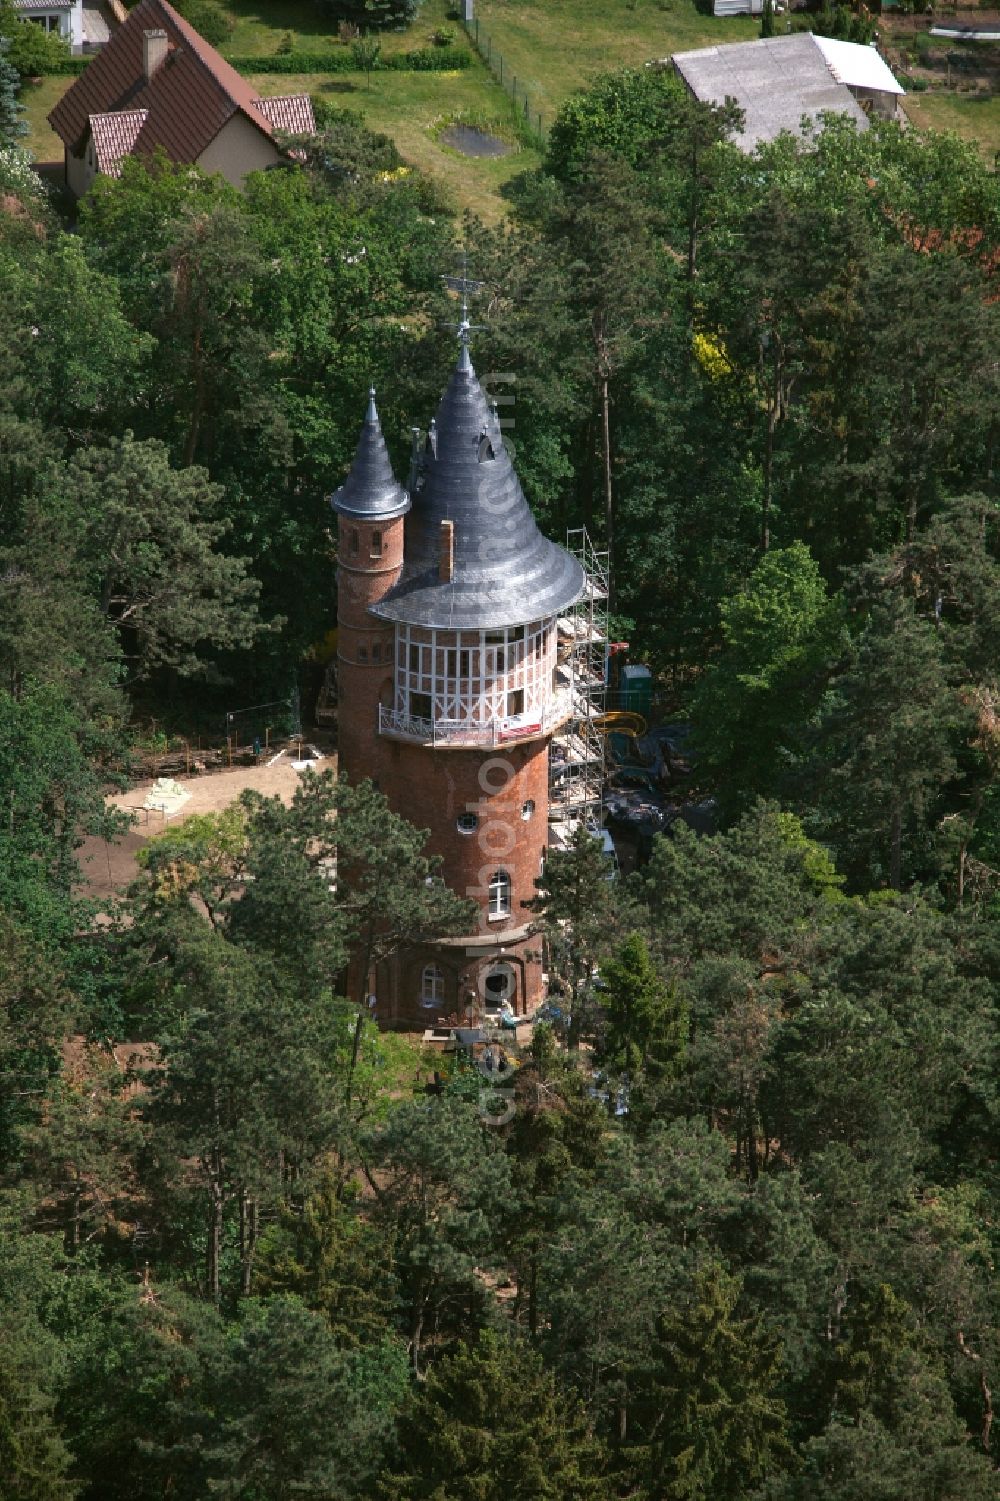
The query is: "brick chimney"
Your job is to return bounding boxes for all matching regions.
[438,520,455,583]
[142,29,168,82]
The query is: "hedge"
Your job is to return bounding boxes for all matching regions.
[32,42,471,77]
[224,45,471,74]
[32,55,90,75]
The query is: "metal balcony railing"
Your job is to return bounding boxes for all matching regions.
[379,690,572,747]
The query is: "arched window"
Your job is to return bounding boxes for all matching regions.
[370,529,383,558]
[488,870,511,919]
[420,964,445,1007]
[349,528,359,556]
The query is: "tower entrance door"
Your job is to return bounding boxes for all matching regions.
[483,963,516,1011]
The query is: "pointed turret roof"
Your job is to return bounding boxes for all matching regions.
[331,390,409,521]
[371,350,584,630]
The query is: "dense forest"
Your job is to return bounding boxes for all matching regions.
[2,51,1000,1500]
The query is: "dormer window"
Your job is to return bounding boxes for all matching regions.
[477,431,496,462]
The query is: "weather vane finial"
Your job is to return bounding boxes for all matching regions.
[442,250,484,350]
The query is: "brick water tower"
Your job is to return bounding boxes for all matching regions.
[332,324,584,1026]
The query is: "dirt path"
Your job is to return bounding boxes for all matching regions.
[78,752,337,902]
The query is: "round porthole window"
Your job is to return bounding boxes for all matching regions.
[521,800,535,820]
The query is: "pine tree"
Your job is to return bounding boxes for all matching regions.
[528,823,618,1048]
[380,1330,608,1501]
[0,36,27,145]
[808,593,959,890]
[0,1339,76,1501]
[595,931,687,1123]
[627,1265,792,1499]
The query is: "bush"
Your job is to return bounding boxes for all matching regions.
[0,38,474,79]
[226,45,469,73]
[431,25,456,44]
[277,29,294,53]
[0,5,70,75]
[401,44,468,69]
[350,35,380,66]
[15,52,87,75]
[337,19,360,41]
[321,0,422,31]
[306,99,402,167]
[170,0,233,45]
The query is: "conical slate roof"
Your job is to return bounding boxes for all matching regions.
[371,348,584,630]
[331,390,409,521]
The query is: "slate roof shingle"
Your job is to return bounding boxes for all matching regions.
[370,347,586,631]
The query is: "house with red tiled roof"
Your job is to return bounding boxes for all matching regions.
[48,0,314,196]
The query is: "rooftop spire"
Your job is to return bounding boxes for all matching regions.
[331,387,409,521]
[446,296,483,365]
[371,347,584,631]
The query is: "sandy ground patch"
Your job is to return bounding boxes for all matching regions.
[78,752,336,902]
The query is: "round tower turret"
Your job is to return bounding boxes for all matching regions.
[332,390,409,787]
[336,339,585,1025]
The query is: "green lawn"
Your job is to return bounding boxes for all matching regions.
[250,65,539,219]
[20,75,66,163]
[474,0,760,127]
[220,0,469,57]
[22,57,534,219]
[903,90,1000,160]
[27,0,1000,216]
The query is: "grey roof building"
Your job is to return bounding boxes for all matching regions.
[364,342,585,631]
[672,33,903,152]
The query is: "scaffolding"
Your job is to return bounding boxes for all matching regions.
[548,527,609,849]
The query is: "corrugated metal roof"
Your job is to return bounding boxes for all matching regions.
[371,347,585,631]
[813,35,904,95]
[256,93,316,134]
[90,107,147,173]
[673,32,868,151]
[48,0,311,170]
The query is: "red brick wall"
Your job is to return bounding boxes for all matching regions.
[337,516,552,1020]
[336,515,403,786]
[375,929,544,1026]
[378,737,549,932]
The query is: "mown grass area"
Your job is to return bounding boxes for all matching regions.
[473,0,759,124]
[22,58,536,218]
[903,90,1000,160]
[250,65,539,219]
[220,0,468,57]
[20,75,66,163]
